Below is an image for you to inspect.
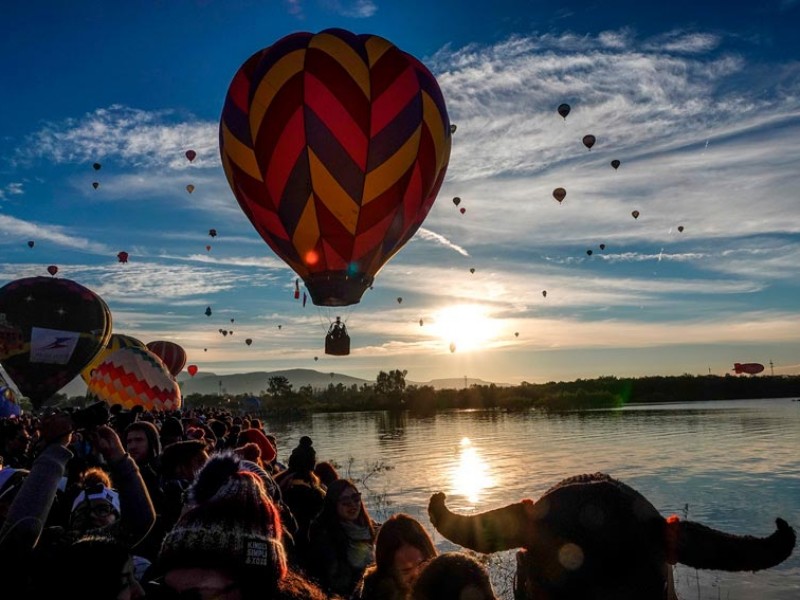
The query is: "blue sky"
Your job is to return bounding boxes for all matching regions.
[2,0,799,387]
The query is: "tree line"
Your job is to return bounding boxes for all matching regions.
[180,371,800,417]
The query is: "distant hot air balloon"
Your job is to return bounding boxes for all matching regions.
[186,184,195,194]
[397,297,403,304]
[557,103,571,119]
[92,162,102,171]
[677,225,684,233]
[187,364,198,377]
[582,135,596,150]
[611,159,621,170]
[632,210,640,219]
[92,182,100,190]
[245,338,253,346]
[47,265,58,276]
[599,244,606,250]
[117,251,129,264]
[419,319,424,326]
[219,28,451,309]
[81,333,146,385]
[209,229,217,238]
[514,332,519,337]
[206,245,211,251]
[449,342,456,353]
[277,325,282,330]
[542,290,547,298]
[586,249,593,256]
[230,318,235,323]
[205,306,212,316]
[553,188,567,204]
[453,197,461,206]
[314,356,318,361]
[185,149,197,162]
[27,241,34,248]
[470,268,475,274]
[146,340,187,378]
[450,124,457,134]
[460,207,466,215]
[0,276,112,408]
[733,362,765,375]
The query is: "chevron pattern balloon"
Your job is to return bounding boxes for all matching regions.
[220,28,451,306]
[81,333,146,384]
[87,346,181,411]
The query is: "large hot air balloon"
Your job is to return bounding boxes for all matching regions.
[552,188,566,204]
[733,362,765,375]
[81,333,147,384]
[146,340,187,377]
[220,28,452,308]
[0,277,112,408]
[87,346,181,411]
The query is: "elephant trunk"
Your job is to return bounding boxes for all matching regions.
[428,492,533,553]
[667,517,796,571]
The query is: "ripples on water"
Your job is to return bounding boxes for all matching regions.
[270,399,800,599]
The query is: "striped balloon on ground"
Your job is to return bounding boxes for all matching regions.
[220,28,451,306]
[81,333,146,384]
[87,346,181,411]
[146,340,187,377]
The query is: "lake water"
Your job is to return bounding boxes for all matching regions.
[267,398,800,599]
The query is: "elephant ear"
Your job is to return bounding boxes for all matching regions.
[428,492,534,553]
[668,517,796,571]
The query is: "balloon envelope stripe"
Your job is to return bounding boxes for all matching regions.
[264,105,306,207]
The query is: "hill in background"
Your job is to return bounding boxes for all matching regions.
[57,368,507,398]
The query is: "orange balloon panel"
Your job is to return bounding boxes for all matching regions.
[87,346,181,411]
[220,28,451,307]
[81,333,146,384]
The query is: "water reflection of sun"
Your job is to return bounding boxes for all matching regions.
[452,437,494,503]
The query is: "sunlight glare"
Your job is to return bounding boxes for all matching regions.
[429,305,501,352]
[452,437,494,503]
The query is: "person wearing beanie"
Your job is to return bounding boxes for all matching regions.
[237,428,277,466]
[273,436,326,570]
[411,552,497,600]
[152,452,331,600]
[159,416,184,448]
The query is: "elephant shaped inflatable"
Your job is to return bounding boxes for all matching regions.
[428,473,795,600]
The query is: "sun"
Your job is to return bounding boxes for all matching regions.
[428,304,501,352]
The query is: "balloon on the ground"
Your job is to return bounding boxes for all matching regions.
[0,383,21,418]
[0,276,112,408]
[87,346,181,411]
[220,28,452,307]
[146,340,187,377]
[81,333,146,384]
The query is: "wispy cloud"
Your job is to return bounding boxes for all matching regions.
[321,0,378,18]
[0,182,23,200]
[416,227,470,256]
[14,105,218,170]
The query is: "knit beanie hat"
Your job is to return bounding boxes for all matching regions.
[158,452,287,582]
[288,435,316,472]
[160,416,184,440]
[71,485,121,515]
[125,420,162,460]
[237,428,277,464]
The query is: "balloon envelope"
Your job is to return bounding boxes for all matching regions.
[146,340,187,377]
[187,364,198,377]
[81,333,147,384]
[0,277,112,408]
[47,265,58,276]
[557,103,571,119]
[632,210,640,219]
[553,188,566,203]
[220,28,452,307]
[87,346,181,411]
[582,135,596,149]
[611,159,621,170]
[733,362,765,375]
[185,149,197,162]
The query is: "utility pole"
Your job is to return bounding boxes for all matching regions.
[770,360,774,376]
[464,375,467,389]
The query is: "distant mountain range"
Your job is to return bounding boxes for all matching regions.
[59,368,508,398]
